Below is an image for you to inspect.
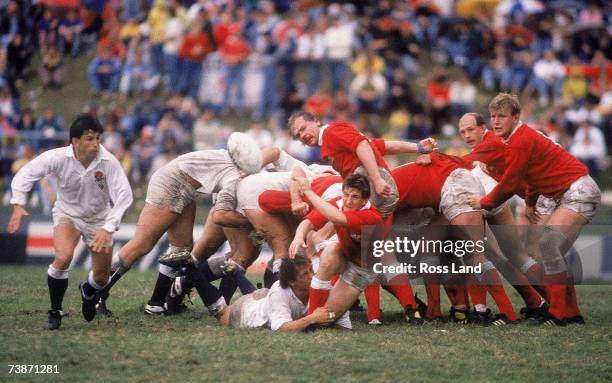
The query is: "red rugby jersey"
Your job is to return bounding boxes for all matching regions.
[392,153,467,209]
[462,130,507,182]
[307,196,383,266]
[320,122,389,178]
[480,124,587,209]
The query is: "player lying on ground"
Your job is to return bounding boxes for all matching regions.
[186,255,344,331]
[467,93,601,326]
[7,114,133,329]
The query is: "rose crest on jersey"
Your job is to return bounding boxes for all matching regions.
[94,170,105,190]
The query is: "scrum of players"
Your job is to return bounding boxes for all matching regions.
[8,93,600,331]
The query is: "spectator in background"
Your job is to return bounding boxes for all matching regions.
[482,44,507,92]
[88,48,122,94]
[427,70,451,134]
[177,16,212,100]
[349,61,388,133]
[323,13,354,93]
[246,120,274,149]
[16,108,35,133]
[253,27,279,121]
[279,85,303,125]
[297,18,326,97]
[37,7,59,55]
[6,34,33,82]
[40,46,64,88]
[150,136,178,177]
[130,125,157,182]
[570,118,607,176]
[304,87,332,121]
[404,113,432,141]
[562,55,589,104]
[102,115,124,157]
[0,86,19,122]
[162,7,186,94]
[220,25,250,112]
[97,27,127,62]
[0,1,28,47]
[332,88,356,121]
[58,8,84,57]
[500,50,534,95]
[34,109,65,150]
[449,71,476,118]
[192,108,228,150]
[533,50,565,107]
[386,68,420,114]
[155,110,190,152]
[146,0,170,75]
[119,48,160,97]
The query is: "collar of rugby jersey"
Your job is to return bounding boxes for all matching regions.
[335,197,371,211]
[65,144,111,170]
[317,124,329,146]
[502,120,523,144]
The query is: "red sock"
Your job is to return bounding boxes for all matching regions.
[544,272,567,320]
[483,269,518,321]
[364,283,380,322]
[503,263,542,309]
[386,274,416,309]
[564,283,581,318]
[523,262,549,301]
[308,277,332,315]
[423,273,441,319]
[467,275,487,309]
[444,283,467,309]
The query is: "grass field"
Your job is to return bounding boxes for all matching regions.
[1,266,611,382]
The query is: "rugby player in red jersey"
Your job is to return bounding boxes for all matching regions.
[392,153,519,325]
[288,111,437,218]
[467,93,601,326]
[458,113,547,319]
[289,174,423,325]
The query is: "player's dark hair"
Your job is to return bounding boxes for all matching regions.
[69,113,103,140]
[287,111,319,137]
[279,255,311,289]
[343,173,371,200]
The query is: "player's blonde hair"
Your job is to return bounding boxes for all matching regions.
[489,93,521,116]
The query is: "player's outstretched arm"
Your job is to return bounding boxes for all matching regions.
[277,307,336,332]
[384,137,438,155]
[7,204,30,233]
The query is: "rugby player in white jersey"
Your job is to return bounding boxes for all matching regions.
[99,133,279,316]
[7,114,133,329]
[198,255,339,331]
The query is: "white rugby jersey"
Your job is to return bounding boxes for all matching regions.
[240,281,307,331]
[175,149,242,211]
[11,145,133,232]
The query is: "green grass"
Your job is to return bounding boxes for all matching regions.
[0,267,611,382]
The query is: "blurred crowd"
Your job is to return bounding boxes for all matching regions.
[0,0,611,209]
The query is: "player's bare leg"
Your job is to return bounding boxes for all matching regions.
[538,207,587,324]
[325,279,361,322]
